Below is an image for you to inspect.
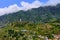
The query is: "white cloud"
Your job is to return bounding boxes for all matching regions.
[0,4,21,16]
[43,0,60,6]
[0,0,60,16]
[0,0,41,16]
[20,0,41,10]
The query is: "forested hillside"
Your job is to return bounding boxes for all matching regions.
[0,4,60,25]
[0,4,60,40]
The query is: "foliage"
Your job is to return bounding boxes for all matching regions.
[0,21,60,40]
[0,4,60,40]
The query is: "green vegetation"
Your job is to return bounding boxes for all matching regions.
[0,4,60,40]
[0,21,60,40]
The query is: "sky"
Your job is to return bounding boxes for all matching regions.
[0,0,60,16]
[0,0,48,8]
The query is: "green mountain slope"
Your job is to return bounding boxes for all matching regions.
[0,4,60,26]
[0,4,60,40]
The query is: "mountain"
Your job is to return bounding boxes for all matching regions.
[1,4,60,40]
[0,4,60,26]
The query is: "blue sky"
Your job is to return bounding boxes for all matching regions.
[0,0,48,8]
